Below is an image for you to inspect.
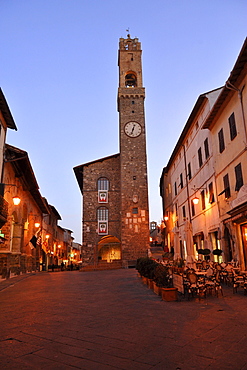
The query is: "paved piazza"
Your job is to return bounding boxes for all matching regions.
[1,269,247,369]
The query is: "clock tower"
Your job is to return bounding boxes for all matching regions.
[118,34,150,263]
[74,35,150,269]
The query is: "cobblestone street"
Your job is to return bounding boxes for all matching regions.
[1,269,247,369]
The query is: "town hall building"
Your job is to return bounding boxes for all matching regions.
[74,35,150,267]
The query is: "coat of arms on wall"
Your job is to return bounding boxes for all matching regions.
[98,190,108,203]
[98,221,108,235]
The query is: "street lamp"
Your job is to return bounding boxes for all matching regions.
[12,195,21,205]
[0,183,21,205]
[191,186,207,205]
[192,196,199,205]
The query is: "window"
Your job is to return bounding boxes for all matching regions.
[218,128,225,153]
[182,206,186,220]
[235,163,243,191]
[229,112,237,141]
[223,174,231,199]
[132,207,138,214]
[97,177,109,191]
[180,173,183,189]
[187,162,192,180]
[208,182,215,203]
[201,190,206,210]
[198,147,203,167]
[97,207,108,221]
[204,138,209,159]
[125,72,137,87]
[174,182,177,196]
[191,200,195,217]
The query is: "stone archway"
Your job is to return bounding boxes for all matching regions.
[98,235,121,262]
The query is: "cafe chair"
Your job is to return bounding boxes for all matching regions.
[187,272,206,300]
[232,269,247,294]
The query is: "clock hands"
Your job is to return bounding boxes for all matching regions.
[131,123,136,135]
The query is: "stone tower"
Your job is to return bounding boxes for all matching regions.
[74,35,150,267]
[118,34,150,263]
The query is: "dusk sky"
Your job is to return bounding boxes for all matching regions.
[1,1,246,243]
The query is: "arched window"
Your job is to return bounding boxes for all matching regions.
[125,72,137,88]
[97,207,108,221]
[97,177,109,191]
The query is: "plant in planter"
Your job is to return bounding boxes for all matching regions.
[153,264,171,288]
[212,249,223,256]
[153,264,178,301]
[198,248,211,260]
[136,257,157,285]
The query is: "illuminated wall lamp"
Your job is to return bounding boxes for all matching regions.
[164,216,169,221]
[192,196,199,205]
[34,222,40,228]
[12,196,21,206]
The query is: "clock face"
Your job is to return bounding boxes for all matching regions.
[124,121,142,137]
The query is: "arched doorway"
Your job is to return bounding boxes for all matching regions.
[98,235,121,262]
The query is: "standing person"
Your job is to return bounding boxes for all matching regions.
[61,261,64,271]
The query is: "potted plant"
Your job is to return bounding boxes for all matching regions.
[212,249,223,256]
[153,263,178,301]
[198,248,211,261]
[136,257,157,286]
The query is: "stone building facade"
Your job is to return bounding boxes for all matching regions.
[74,35,150,266]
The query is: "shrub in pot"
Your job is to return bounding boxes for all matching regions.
[136,257,157,279]
[153,264,171,288]
[212,249,223,256]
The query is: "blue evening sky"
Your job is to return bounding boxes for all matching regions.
[1,0,246,243]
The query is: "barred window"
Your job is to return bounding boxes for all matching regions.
[97,177,109,191]
[97,207,108,221]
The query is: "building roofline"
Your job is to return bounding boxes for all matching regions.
[164,88,221,171]
[0,89,17,130]
[73,153,120,194]
[203,37,247,129]
[5,144,49,214]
